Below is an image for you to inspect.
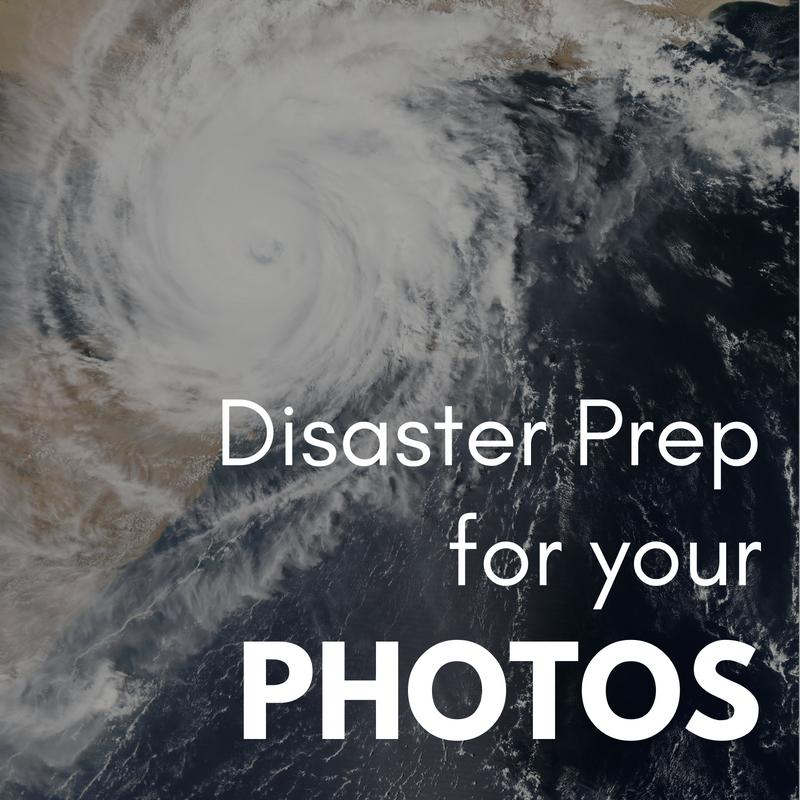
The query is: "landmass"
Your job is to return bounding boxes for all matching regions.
[0,337,219,667]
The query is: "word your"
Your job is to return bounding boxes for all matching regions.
[222,400,758,488]
[589,540,761,609]
[243,639,757,742]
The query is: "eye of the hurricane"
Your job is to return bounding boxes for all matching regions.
[248,236,284,265]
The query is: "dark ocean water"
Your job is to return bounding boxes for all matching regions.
[0,2,797,799]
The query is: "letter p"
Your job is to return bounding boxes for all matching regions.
[243,641,313,739]
[580,400,623,466]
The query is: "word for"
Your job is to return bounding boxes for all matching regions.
[243,639,757,742]
[222,400,757,488]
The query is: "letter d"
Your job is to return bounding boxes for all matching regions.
[223,399,274,465]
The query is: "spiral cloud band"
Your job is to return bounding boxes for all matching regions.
[38,1,529,426]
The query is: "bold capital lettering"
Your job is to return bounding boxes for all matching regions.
[322,642,399,738]
[243,641,312,739]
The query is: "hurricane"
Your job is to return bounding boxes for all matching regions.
[0,0,796,797]
[30,2,533,419]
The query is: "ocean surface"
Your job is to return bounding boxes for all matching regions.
[0,0,796,798]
